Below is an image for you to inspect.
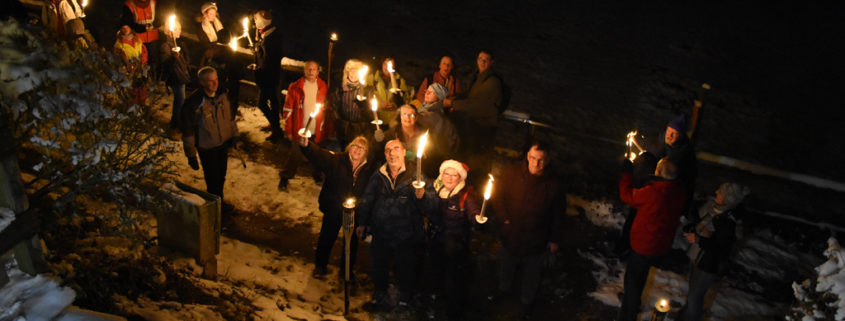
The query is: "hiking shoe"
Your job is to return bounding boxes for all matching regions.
[278,178,289,191]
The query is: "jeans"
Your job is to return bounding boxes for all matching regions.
[169,83,185,127]
[680,266,720,321]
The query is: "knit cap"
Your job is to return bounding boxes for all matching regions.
[667,114,688,133]
[718,182,750,211]
[200,2,217,13]
[429,83,448,101]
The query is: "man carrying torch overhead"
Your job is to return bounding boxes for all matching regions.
[357,139,435,309]
[489,140,564,320]
[278,60,330,191]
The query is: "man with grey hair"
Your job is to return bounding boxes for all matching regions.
[181,67,241,212]
[617,157,687,321]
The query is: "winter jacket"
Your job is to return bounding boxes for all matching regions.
[332,81,375,143]
[197,18,231,68]
[656,135,697,194]
[160,35,191,86]
[452,69,502,128]
[120,0,158,43]
[114,35,147,67]
[417,101,459,157]
[301,143,377,218]
[358,161,436,243]
[180,89,238,158]
[370,70,412,121]
[283,77,332,143]
[619,172,687,257]
[252,26,283,87]
[686,199,739,275]
[492,162,565,256]
[430,185,481,242]
[415,72,461,102]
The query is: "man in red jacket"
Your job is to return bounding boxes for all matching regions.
[617,157,688,321]
[279,61,331,190]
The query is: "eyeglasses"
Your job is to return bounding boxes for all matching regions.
[401,113,416,118]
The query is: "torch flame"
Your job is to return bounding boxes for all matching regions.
[330,33,338,41]
[228,37,238,51]
[626,130,638,161]
[370,97,378,112]
[168,15,176,32]
[387,61,395,73]
[242,17,249,33]
[656,298,670,312]
[483,174,494,200]
[358,65,369,85]
[416,131,429,158]
[81,0,88,7]
[310,103,323,118]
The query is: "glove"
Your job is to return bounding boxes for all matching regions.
[620,158,633,173]
[188,157,199,170]
[374,129,384,142]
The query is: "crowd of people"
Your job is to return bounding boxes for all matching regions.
[19,2,752,320]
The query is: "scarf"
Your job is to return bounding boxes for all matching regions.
[201,17,223,43]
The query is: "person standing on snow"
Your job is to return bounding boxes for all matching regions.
[489,141,564,320]
[180,67,241,213]
[160,20,190,130]
[679,182,749,321]
[617,157,688,321]
[251,9,284,142]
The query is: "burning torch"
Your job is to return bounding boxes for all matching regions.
[476,174,495,224]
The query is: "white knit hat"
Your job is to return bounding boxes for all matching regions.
[200,2,217,14]
[439,159,468,182]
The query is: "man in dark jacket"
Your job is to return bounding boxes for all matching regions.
[180,67,241,211]
[356,139,434,308]
[617,157,688,321]
[490,141,564,319]
[251,9,284,141]
[658,114,698,214]
[300,135,377,278]
[444,50,501,155]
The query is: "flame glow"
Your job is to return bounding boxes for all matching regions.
[656,298,670,312]
[416,131,429,158]
[483,174,495,200]
[242,17,249,33]
[358,65,369,85]
[330,33,338,41]
[370,97,378,112]
[310,103,323,118]
[168,15,176,32]
[81,0,88,7]
[228,37,237,51]
[626,130,638,161]
[387,61,395,73]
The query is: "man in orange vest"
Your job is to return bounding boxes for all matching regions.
[121,0,159,74]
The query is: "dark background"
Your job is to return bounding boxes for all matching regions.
[85,0,845,224]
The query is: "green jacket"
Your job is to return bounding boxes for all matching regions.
[452,69,502,128]
[370,70,413,122]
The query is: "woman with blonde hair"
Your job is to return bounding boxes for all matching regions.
[332,59,375,147]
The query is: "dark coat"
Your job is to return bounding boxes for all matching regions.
[687,200,740,275]
[358,161,436,243]
[301,143,376,218]
[160,36,190,86]
[619,172,687,257]
[430,186,481,241]
[492,162,565,256]
[252,27,283,87]
[452,69,502,128]
[657,135,697,193]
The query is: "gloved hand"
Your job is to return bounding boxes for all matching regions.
[374,129,384,142]
[188,157,199,170]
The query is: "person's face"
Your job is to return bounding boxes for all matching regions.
[424,86,438,104]
[385,141,405,167]
[304,62,319,82]
[715,189,725,206]
[382,59,394,75]
[665,126,680,146]
[349,143,366,162]
[441,168,461,191]
[200,71,219,94]
[438,56,453,76]
[120,25,131,36]
[347,68,359,83]
[526,146,547,175]
[400,106,417,127]
[477,52,493,73]
[203,8,217,21]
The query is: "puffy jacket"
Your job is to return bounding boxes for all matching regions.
[358,161,435,243]
[492,162,565,256]
[430,185,481,241]
[301,143,377,218]
[619,172,687,257]
[283,77,332,143]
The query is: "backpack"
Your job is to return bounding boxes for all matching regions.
[492,73,512,114]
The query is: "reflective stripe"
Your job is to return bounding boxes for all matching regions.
[126,0,155,24]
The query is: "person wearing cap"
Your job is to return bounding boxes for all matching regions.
[180,66,242,213]
[356,139,434,308]
[489,140,564,320]
[160,19,190,130]
[114,25,149,107]
[659,114,698,198]
[617,157,688,321]
[298,135,377,279]
[252,9,285,142]
[416,83,460,158]
[120,0,160,75]
[679,182,749,321]
[426,159,481,320]
[197,2,240,112]
[415,55,461,103]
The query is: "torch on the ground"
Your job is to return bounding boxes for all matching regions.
[327,33,338,89]
[650,298,670,321]
[342,198,356,314]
